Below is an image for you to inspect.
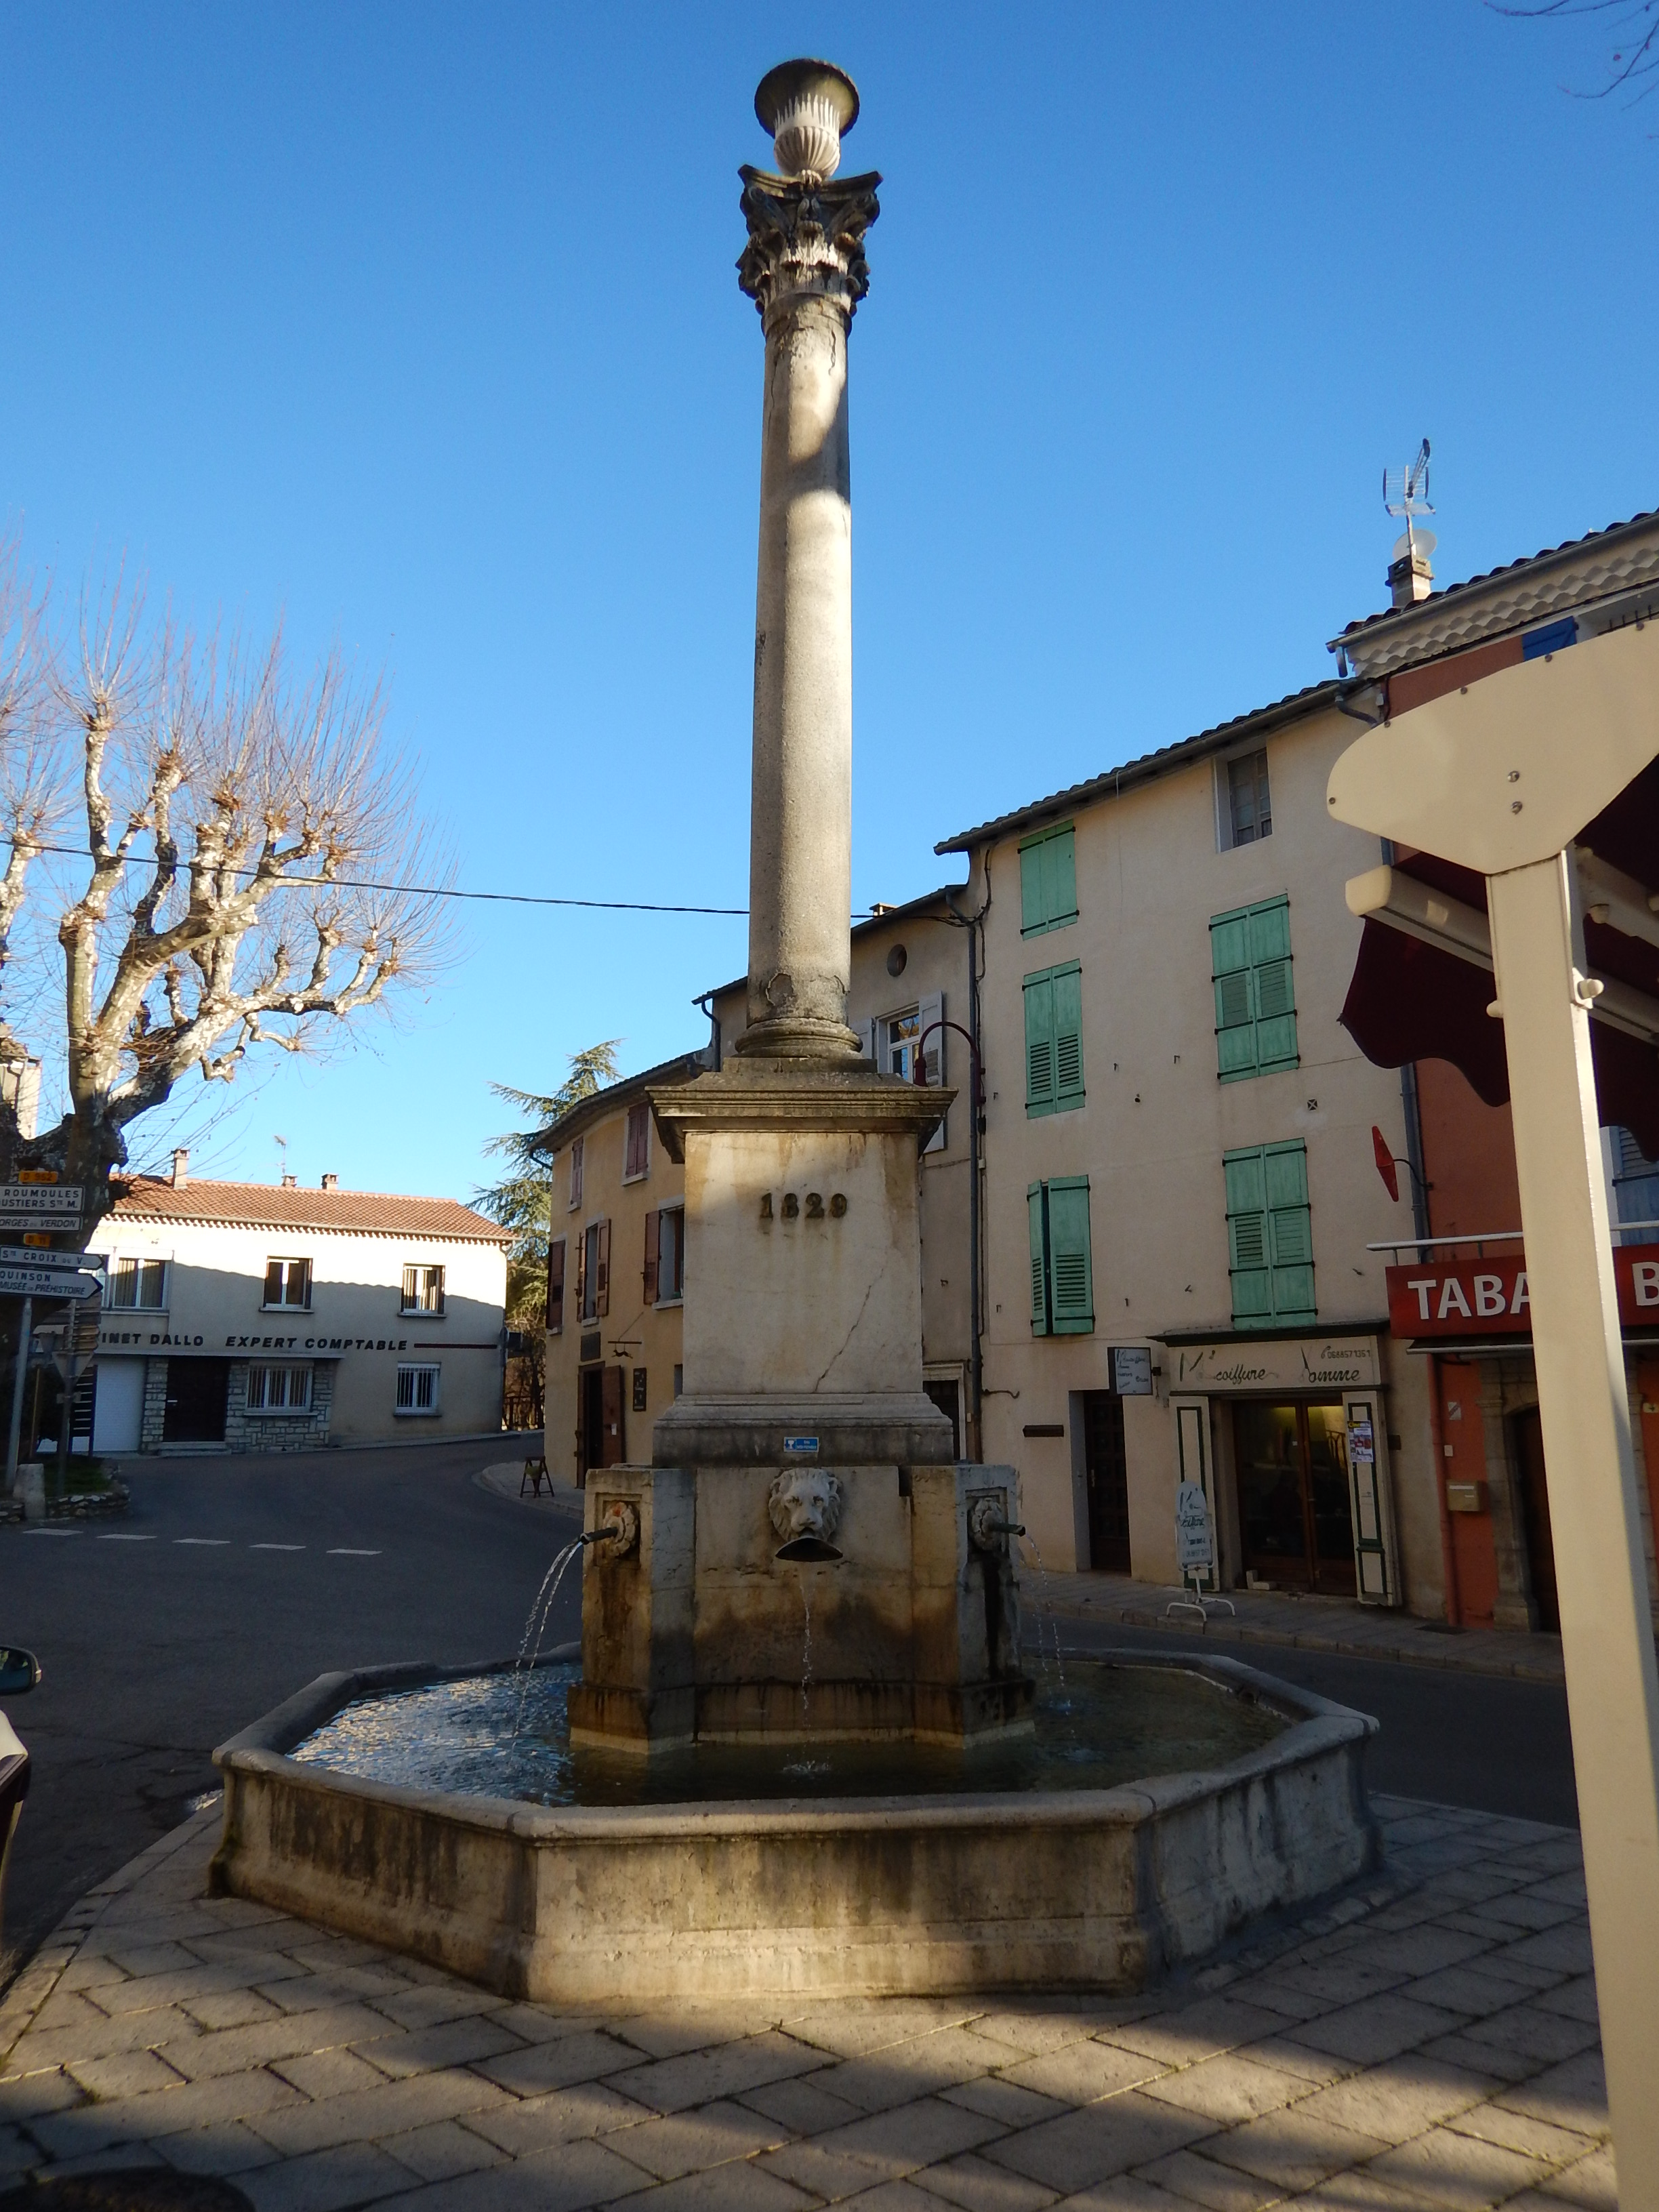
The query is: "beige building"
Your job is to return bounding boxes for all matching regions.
[86,1161,510,1452]
[939,687,1435,1601]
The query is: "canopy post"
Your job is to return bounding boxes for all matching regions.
[1488,848,1659,2209]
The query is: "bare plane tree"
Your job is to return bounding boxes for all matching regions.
[0,555,451,1240]
[1488,0,1659,102]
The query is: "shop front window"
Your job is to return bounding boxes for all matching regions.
[1233,1399,1355,1595]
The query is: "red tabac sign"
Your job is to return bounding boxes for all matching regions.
[1387,1245,1659,1338]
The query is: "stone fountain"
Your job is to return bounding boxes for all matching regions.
[209,63,1380,2003]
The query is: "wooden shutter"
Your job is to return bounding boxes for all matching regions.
[575,1227,588,1321]
[1027,1184,1050,1335]
[643,1210,659,1304]
[1046,1176,1094,1334]
[1019,840,1046,935]
[264,1259,283,1306]
[595,1218,611,1317]
[1210,909,1256,1079]
[1052,964,1084,1109]
[1249,899,1298,1071]
[1265,1140,1315,1319]
[918,991,945,1153]
[600,1366,626,1465]
[546,1238,566,1334]
[1024,973,1056,1114]
[1223,1148,1272,1324]
[1046,827,1077,928]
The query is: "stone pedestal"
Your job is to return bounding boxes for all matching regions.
[571,1459,1031,1753]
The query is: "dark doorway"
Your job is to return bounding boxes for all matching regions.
[924,1377,961,1459]
[161,1359,230,1445]
[1511,1406,1559,1632]
[1081,1391,1131,1572]
[577,1364,626,1484]
[1233,1400,1355,1595]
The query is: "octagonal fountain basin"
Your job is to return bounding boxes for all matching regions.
[211,1647,1379,2004]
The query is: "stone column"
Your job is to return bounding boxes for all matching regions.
[735,62,879,1059]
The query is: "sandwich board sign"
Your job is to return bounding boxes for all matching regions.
[1175,1481,1215,1576]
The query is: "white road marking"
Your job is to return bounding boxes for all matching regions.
[327,1547,382,1555]
[174,1538,230,1546]
[250,1542,305,1551]
[24,1528,79,1536]
[96,1533,156,1541]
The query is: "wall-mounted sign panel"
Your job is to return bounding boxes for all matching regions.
[1163,1335,1381,1393]
[1387,1245,1659,1338]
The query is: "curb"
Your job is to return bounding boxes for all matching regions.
[1043,1596,1568,1683]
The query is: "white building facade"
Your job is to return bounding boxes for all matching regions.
[85,1168,510,1454]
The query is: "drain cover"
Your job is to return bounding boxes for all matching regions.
[0,2175,253,2212]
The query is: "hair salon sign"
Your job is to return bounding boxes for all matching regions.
[1387,1244,1659,1338]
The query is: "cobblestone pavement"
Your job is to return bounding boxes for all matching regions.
[0,1795,1612,2212]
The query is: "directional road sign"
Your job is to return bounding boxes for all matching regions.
[0,1184,83,1229]
[0,1265,101,1300]
[0,1246,102,1272]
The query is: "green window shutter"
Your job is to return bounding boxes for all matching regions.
[1019,823,1078,936]
[1210,909,1256,1080]
[1024,972,1057,1115]
[1046,829,1078,929]
[1045,1176,1094,1334]
[1020,842,1045,935]
[1027,1183,1050,1335]
[1223,1148,1271,1324]
[1265,1141,1315,1320]
[1052,964,1084,1110]
[1250,898,1298,1072]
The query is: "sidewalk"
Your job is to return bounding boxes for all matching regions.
[0,1796,1612,2211]
[474,1462,583,1518]
[1035,1574,1568,1687]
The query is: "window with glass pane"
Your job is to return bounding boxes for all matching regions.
[1227,750,1272,845]
[246,1363,313,1414]
[401,1264,445,1314]
[108,1258,167,1310]
[263,1256,312,1309]
[395,1362,440,1414]
[657,1207,684,1301]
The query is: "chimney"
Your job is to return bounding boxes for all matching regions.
[171,1149,188,1187]
[1388,546,1433,610]
[281,1172,298,1189]
[321,1172,339,1191]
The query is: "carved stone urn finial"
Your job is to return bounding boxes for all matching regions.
[754,58,859,182]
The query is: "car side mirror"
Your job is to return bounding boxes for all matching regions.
[0,1649,40,1695]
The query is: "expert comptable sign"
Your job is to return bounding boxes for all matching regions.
[1387,1245,1659,1338]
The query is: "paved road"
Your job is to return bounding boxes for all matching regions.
[1,1438,579,1977]
[1,1450,1578,1984]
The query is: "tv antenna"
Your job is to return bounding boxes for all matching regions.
[1382,437,1435,567]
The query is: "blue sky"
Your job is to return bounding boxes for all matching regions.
[0,2,1649,1200]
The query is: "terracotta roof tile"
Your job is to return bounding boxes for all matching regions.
[106,1177,510,1243]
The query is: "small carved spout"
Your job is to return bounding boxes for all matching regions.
[586,1501,640,1557]
[968,1496,1025,1552]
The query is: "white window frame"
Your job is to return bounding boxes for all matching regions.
[1214,745,1273,852]
[263,1256,313,1312]
[400,1262,446,1316]
[655,1204,686,1306]
[106,1254,169,1312]
[395,1361,441,1417]
[245,1362,314,1416]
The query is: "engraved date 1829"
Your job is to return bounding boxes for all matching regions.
[759,1191,847,1222]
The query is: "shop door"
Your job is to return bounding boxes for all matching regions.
[1511,1406,1559,1632]
[1081,1391,1131,1572]
[161,1359,229,1445]
[92,1359,146,1454]
[1233,1401,1356,1595]
[577,1365,626,1483]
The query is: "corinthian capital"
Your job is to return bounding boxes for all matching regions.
[737,167,882,333]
